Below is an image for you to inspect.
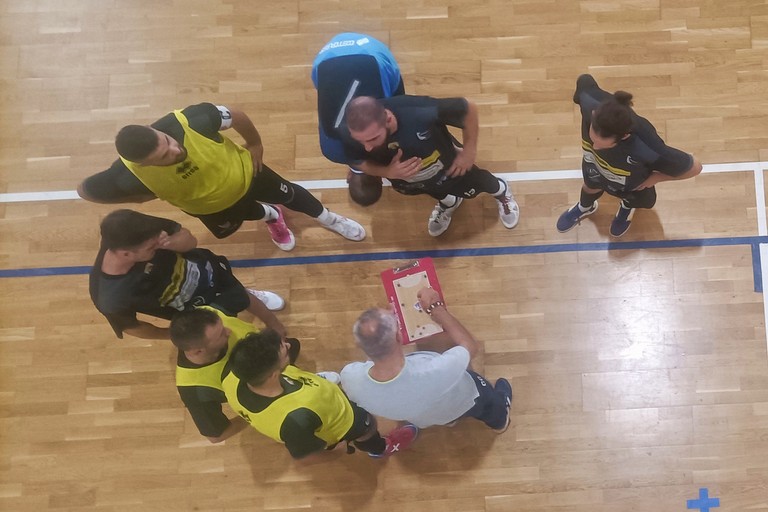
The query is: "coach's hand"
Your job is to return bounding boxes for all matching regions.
[417,287,441,311]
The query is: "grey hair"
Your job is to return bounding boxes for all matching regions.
[352,308,399,359]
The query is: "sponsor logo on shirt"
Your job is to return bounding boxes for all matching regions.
[626,155,638,165]
[319,39,357,53]
[176,161,199,179]
[238,410,252,423]
[416,130,431,141]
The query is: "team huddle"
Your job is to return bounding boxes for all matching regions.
[81,33,702,461]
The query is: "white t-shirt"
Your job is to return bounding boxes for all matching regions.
[340,346,479,428]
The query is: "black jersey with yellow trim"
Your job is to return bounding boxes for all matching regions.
[342,95,468,181]
[575,75,693,194]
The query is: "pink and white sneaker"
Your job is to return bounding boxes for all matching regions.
[265,205,296,251]
[369,423,419,458]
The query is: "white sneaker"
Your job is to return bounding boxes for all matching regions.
[497,190,520,229]
[246,289,285,311]
[320,211,366,241]
[428,197,464,236]
[316,371,341,384]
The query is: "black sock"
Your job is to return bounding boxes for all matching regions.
[352,433,386,455]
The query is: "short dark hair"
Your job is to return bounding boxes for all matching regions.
[99,209,170,250]
[115,125,159,162]
[591,91,634,141]
[345,96,387,133]
[348,173,383,207]
[170,308,221,351]
[228,329,283,386]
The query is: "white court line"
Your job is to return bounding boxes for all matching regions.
[1,161,766,203]
[2,160,767,354]
[755,167,767,237]
[753,165,768,356]
[761,244,768,355]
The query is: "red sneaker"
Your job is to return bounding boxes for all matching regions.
[265,205,295,251]
[370,423,418,458]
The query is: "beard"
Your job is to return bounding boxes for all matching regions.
[367,135,397,163]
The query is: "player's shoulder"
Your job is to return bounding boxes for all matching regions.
[629,114,671,151]
[384,94,435,106]
[340,361,371,379]
[384,95,440,119]
[181,102,219,117]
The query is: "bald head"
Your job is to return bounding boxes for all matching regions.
[345,96,387,133]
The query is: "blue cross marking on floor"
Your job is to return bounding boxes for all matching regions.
[687,488,720,511]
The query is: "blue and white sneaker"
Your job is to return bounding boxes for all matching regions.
[610,202,635,237]
[492,378,513,434]
[556,201,598,233]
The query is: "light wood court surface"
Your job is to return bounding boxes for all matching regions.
[2,1,768,511]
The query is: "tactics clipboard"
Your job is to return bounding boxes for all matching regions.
[380,258,444,344]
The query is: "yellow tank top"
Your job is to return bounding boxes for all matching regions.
[175,307,258,390]
[121,110,254,215]
[222,365,354,445]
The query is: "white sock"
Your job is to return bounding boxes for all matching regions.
[493,178,508,198]
[316,208,334,225]
[440,195,459,208]
[577,203,592,213]
[262,205,279,222]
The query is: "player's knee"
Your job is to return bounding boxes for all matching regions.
[76,180,91,201]
[630,189,657,209]
[348,173,383,207]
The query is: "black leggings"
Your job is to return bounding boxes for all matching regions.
[193,164,325,238]
[343,403,386,456]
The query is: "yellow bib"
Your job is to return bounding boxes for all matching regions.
[223,366,354,445]
[175,307,258,390]
[122,111,254,214]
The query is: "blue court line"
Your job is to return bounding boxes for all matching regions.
[3,236,767,292]
[752,244,764,293]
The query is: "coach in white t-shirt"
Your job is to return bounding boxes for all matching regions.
[340,287,512,431]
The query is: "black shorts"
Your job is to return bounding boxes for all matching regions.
[191,164,299,238]
[390,165,502,201]
[582,170,658,209]
[341,401,377,442]
[190,251,250,315]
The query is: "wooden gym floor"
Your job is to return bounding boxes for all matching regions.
[1,1,768,511]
